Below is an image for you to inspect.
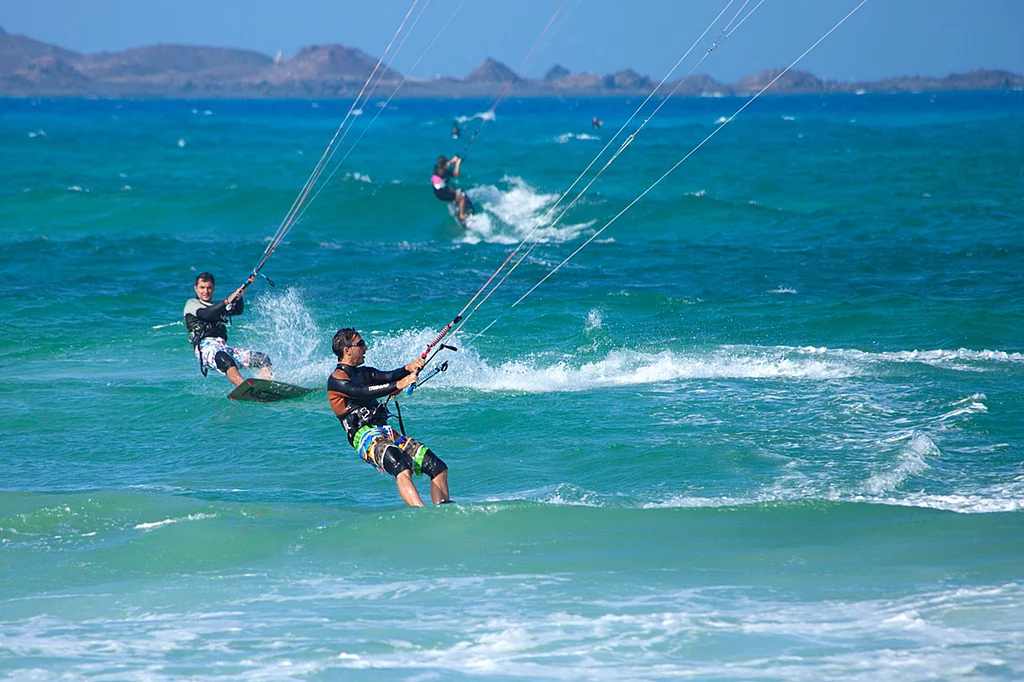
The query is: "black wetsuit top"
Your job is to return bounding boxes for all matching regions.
[432,166,458,202]
[327,363,411,444]
[183,297,243,347]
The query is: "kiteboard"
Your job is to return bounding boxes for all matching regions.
[228,378,315,403]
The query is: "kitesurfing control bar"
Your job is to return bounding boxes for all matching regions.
[238,270,276,294]
[407,360,449,395]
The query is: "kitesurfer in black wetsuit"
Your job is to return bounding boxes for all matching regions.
[327,327,451,507]
[431,154,474,224]
[183,272,273,387]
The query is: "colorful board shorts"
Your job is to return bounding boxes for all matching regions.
[196,337,258,374]
[354,424,430,475]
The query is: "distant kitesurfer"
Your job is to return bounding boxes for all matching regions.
[431,154,474,224]
[451,122,461,139]
[184,272,273,387]
[328,328,451,507]
[592,116,603,129]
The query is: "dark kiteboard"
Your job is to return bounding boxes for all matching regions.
[228,378,315,403]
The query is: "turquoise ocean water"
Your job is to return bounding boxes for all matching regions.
[1,92,1023,679]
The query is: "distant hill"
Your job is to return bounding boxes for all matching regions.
[605,69,652,90]
[544,64,571,82]
[465,58,517,84]
[736,69,828,93]
[8,55,91,92]
[75,44,272,82]
[0,26,79,76]
[265,45,399,84]
[666,73,726,96]
[1,26,1022,98]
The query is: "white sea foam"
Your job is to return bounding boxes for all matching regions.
[645,488,1024,515]
[247,287,332,386]
[933,394,989,425]
[458,176,594,245]
[369,332,857,396]
[874,348,1024,366]
[554,132,600,143]
[881,492,1023,514]
[777,345,1024,372]
[503,483,607,507]
[458,348,848,392]
[643,495,769,510]
[273,581,1024,680]
[5,582,1020,681]
[864,432,936,495]
[456,110,495,125]
[28,130,46,138]
[134,513,214,531]
[714,116,728,124]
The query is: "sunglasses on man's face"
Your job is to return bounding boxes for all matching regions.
[347,340,367,348]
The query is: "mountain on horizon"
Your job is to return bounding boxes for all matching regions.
[266,44,400,84]
[0,26,79,77]
[1,26,1021,98]
[465,58,517,84]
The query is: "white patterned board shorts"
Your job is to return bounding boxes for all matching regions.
[196,337,257,374]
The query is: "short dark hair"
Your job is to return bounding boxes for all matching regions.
[195,272,215,286]
[332,328,359,358]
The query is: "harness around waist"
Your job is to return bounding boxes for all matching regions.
[188,319,224,347]
[341,404,387,443]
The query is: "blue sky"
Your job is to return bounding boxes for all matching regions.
[3,0,1022,82]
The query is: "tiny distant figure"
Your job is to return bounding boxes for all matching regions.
[592,116,603,129]
[451,122,461,139]
[431,154,475,224]
[184,272,273,387]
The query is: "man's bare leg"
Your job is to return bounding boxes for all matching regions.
[430,470,450,504]
[226,367,245,387]
[396,470,425,507]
